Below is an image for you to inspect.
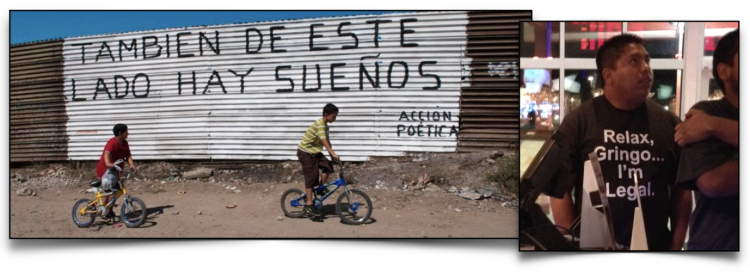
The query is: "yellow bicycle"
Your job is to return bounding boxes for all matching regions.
[72,158,147,228]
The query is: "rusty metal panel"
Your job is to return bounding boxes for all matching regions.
[9,39,68,162]
[61,11,482,161]
[458,11,529,152]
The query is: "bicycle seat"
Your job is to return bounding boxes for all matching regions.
[89,179,102,187]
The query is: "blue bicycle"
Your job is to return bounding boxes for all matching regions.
[281,162,372,225]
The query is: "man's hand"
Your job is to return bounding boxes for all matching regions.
[675,108,714,147]
[106,162,114,168]
[130,164,137,173]
[331,154,340,162]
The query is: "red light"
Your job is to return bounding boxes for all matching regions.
[705,37,716,51]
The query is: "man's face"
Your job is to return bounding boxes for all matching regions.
[718,52,739,96]
[324,112,338,123]
[119,130,129,140]
[606,43,653,105]
[729,53,739,95]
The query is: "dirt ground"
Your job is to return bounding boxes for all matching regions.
[10,150,518,238]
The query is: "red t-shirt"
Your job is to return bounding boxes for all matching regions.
[96,137,132,178]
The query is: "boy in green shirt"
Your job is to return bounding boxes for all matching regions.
[297,103,340,216]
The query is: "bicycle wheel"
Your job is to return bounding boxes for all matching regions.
[120,197,147,228]
[280,188,306,218]
[72,198,96,228]
[336,189,373,225]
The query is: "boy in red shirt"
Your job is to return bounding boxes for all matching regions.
[95,124,137,219]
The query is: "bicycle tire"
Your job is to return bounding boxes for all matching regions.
[280,188,307,218]
[72,198,96,228]
[120,197,147,228]
[336,189,373,225]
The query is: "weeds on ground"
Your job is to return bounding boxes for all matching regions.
[485,153,519,196]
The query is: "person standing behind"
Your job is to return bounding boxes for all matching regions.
[549,34,691,250]
[675,29,739,250]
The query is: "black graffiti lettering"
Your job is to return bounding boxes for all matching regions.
[450,126,459,137]
[114,75,130,99]
[203,70,226,94]
[96,42,115,62]
[71,78,86,101]
[166,34,170,58]
[93,78,111,100]
[303,64,322,92]
[399,111,409,121]
[359,55,380,90]
[245,28,263,54]
[397,125,406,137]
[330,63,349,91]
[132,73,150,98]
[400,111,453,122]
[275,65,294,92]
[176,32,193,58]
[178,71,197,95]
[396,110,456,137]
[388,61,409,88]
[407,126,416,136]
[118,39,138,61]
[444,111,452,121]
[229,68,253,93]
[419,61,440,90]
[142,36,162,59]
[400,18,419,47]
[338,22,358,49]
[366,19,391,48]
[199,31,220,56]
[71,42,93,64]
[270,26,287,53]
[309,24,328,51]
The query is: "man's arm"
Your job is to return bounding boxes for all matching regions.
[669,187,692,250]
[549,174,577,233]
[696,160,739,198]
[550,190,576,232]
[675,109,738,148]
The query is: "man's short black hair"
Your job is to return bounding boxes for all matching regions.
[596,33,646,86]
[712,29,739,92]
[323,103,339,115]
[113,124,128,137]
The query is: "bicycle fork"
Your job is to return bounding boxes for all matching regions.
[342,187,359,213]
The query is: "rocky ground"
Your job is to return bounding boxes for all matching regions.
[10,150,519,238]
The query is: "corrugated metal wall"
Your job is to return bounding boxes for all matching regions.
[9,11,528,162]
[10,40,68,162]
[458,11,528,152]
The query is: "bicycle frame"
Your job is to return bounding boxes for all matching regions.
[289,162,359,213]
[78,160,134,216]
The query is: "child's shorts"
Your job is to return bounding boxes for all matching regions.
[297,149,334,189]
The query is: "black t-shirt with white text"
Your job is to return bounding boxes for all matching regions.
[555,96,681,250]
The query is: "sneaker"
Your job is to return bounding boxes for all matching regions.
[304,205,321,216]
[105,211,116,222]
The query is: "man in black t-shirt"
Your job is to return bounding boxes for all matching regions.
[548,34,692,250]
[674,29,739,250]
